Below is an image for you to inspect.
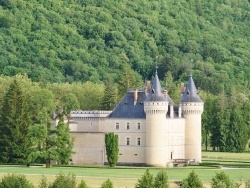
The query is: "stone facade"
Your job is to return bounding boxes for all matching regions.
[68,73,203,167]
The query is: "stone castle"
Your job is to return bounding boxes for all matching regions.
[67,70,203,167]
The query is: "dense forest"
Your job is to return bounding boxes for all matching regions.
[0,0,250,157]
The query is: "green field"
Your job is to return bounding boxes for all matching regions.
[0,152,250,188]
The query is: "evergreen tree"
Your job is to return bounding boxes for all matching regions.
[101,179,113,188]
[118,63,137,99]
[77,180,89,188]
[154,170,169,188]
[210,92,230,151]
[55,116,74,165]
[181,170,204,188]
[135,169,154,188]
[101,80,118,110]
[105,133,119,167]
[225,106,248,152]
[0,174,34,188]
[0,79,32,163]
[211,172,234,188]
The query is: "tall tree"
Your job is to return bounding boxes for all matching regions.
[0,79,32,164]
[55,115,74,165]
[101,80,118,110]
[105,132,119,167]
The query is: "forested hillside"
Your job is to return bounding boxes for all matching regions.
[0,0,250,153]
[0,0,250,93]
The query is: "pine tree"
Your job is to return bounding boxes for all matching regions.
[55,116,74,165]
[154,170,169,188]
[105,133,119,167]
[181,170,204,188]
[0,79,32,163]
[135,169,154,188]
[101,179,113,188]
[211,172,234,188]
[101,80,118,110]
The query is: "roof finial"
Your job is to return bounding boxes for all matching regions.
[190,59,193,77]
[155,56,158,75]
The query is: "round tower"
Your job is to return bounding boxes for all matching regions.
[144,72,168,167]
[180,75,203,163]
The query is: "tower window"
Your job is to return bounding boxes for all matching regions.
[126,138,130,145]
[137,138,141,146]
[137,123,141,130]
[126,123,130,129]
[115,122,119,130]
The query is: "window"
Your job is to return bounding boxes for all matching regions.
[137,138,141,146]
[126,123,130,129]
[137,123,141,130]
[115,122,119,130]
[126,138,130,145]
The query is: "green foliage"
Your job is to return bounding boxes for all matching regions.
[48,173,77,188]
[0,174,34,188]
[101,81,118,110]
[153,170,169,188]
[135,169,154,188]
[55,117,74,165]
[101,179,113,188]
[38,176,49,188]
[211,171,234,188]
[181,170,204,188]
[245,180,250,188]
[77,180,89,188]
[105,133,119,167]
[0,79,32,164]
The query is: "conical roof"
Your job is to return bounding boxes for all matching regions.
[180,75,202,103]
[150,72,165,101]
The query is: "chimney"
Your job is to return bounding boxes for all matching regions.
[180,82,185,94]
[134,89,138,105]
[145,80,151,93]
[163,90,168,99]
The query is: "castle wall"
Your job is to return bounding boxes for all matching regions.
[164,118,185,161]
[104,118,146,165]
[70,132,105,165]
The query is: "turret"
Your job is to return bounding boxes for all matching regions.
[180,75,203,163]
[144,71,168,167]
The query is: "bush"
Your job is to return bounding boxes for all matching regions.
[0,174,34,188]
[135,169,154,188]
[101,179,113,188]
[78,180,89,188]
[38,176,49,188]
[154,170,169,188]
[48,173,76,188]
[211,172,234,188]
[181,170,204,188]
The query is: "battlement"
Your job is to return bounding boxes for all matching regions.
[70,110,112,118]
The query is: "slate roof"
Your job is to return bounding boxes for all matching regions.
[180,75,203,103]
[108,90,147,119]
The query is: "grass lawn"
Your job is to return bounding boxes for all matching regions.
[0,151,249,187]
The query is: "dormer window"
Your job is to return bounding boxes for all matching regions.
[115,122,119,130]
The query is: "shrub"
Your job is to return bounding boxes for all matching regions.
[181,170,204,188]
[154,170,169,188]
[0,174,34,188]
[135,169,154,188]
[38,176,49,188]
[101,179,113,188]
[48,173,76,188]
[78,180,89,188]
[211,172,234,188]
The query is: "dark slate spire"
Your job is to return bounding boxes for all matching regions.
[180,75,202,103]
[150,71,165,101]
